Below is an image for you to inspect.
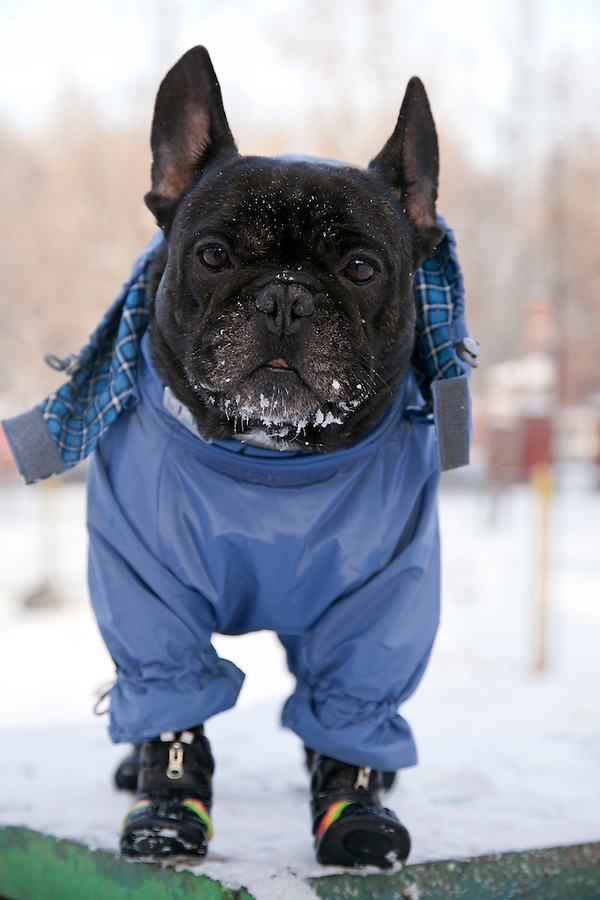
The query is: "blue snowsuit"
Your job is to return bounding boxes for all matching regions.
[3,221,474,773]
[88,332,441,770]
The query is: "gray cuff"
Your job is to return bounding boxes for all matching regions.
[1,408,65,484]
[432,375,471,471]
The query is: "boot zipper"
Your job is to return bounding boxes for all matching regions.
[167,740,185,779]
[162,730,196,781]
[354,766,372,789]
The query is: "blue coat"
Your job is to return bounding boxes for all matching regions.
[89,330,446,771]
[3,220,474,771]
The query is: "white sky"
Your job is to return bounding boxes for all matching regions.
[0,0,598,167]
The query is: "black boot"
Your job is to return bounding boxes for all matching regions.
[308,751,410,869]
[120,726,214,861]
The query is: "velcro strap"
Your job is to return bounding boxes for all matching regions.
[432,375,470,471]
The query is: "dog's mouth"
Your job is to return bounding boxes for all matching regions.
[252,355,310,389]
[259,356,307,383]
[265,357,292,370]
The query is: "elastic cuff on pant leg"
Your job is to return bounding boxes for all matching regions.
[107,660,245,744]
[281,686,417,771]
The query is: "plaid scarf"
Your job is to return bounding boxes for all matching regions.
[4,220,473,482]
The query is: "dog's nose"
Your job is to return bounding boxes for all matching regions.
[254,283,315,333]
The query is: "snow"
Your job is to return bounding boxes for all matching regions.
[0,470,599,898]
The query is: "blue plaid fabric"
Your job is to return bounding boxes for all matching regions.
[412,229,464,402]
[39,276,150,469]
[31,222,467,476]
[34,230,163,473]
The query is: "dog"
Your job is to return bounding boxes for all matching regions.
[43,45,465,869]
[145,48,444,457]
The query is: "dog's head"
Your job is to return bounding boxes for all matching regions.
[146,47,443,452]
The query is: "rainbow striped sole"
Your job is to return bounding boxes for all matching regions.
[182,798,213,840]
[122,796,213,840]
[315,801,410,869]
[316,801,355,842]
[122,797,151,829]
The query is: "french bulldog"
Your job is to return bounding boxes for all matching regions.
[104,45,450,869]
[145,46,444,454]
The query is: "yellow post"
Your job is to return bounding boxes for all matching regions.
[530,463,553,672]
[22,476,62,608]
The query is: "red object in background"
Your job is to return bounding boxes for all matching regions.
[487,414,552,484]
[487,422,524,478]
[522,416,552,471]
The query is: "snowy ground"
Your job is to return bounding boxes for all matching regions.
[0,468,599,896]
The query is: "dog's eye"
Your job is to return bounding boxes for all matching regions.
[199,245,231,271]
[343,260,377,284]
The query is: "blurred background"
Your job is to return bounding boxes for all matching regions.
[0,0,598,734]
[1,0,599,475]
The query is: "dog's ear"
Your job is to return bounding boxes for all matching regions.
[369,77,444,257]
[145,46,238,228]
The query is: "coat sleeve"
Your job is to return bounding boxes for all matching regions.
[1,231,164,484]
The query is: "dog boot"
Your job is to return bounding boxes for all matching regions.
[304,747,397,791]
[309,751,410,869]
[120,726,214,861]
[114,745,141,791]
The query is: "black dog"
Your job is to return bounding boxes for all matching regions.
[146,46,443,453]
[91,46,452,868]
[0,38,473,867]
